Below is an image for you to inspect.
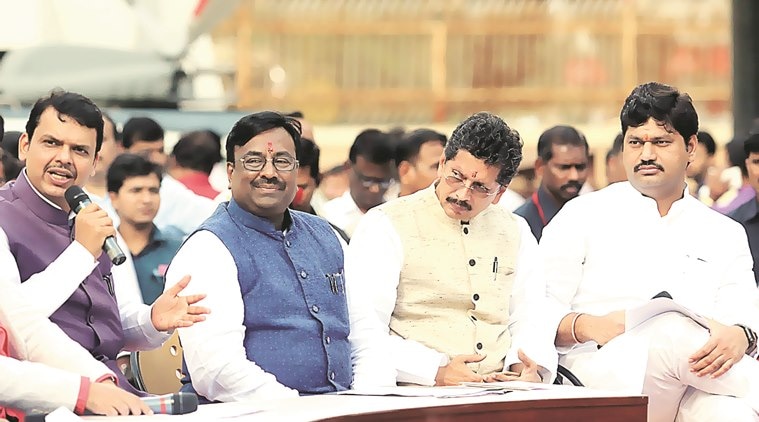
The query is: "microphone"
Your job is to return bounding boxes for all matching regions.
[141,392,199,415]
[64,186,126,265]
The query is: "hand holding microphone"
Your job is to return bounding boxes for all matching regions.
[64,186,126,265]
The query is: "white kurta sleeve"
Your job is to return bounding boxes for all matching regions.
[538,202,588,354]
[165,231,297,402]
[0,281,113,382]
[336,227,398,388]
[502,216,558,383]
[0,228,97,318]
[712,222,759,333]
[346,210,446,386]
[0,357,82,413]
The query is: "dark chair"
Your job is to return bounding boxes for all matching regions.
[554,364,584,386]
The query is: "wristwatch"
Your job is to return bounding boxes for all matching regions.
[735,324,758,356]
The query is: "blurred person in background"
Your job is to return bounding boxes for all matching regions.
[121,117,217,236]
[685,131,717,197]
[605,133,627,185]
[1,131,21,160]
[395,129,446,197]
[289,137,350,243]
[728,132,759,286]
[168,130,222,199]
[108,154,183,305]
[710,137,754,215]
[84,114,122,201]
[321,129,395,237]
[515,125,589,240]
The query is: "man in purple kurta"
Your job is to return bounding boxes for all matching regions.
[0,91,209,394]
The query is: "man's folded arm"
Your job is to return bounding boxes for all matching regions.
[165,231,297,402]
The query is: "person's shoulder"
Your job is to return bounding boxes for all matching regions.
[688,196,748,234]
[513,197,535,217]
[727,198,756,223]
[292,209,337,233]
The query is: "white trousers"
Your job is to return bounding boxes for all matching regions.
[562,313,759,422]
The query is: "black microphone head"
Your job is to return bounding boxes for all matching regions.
[173,392,199,415]
[64,186,90,212]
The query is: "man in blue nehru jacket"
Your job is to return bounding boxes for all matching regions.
[165,111,395,403]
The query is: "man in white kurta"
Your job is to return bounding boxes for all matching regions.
[346,112,558,386]
[0,280,150,416]
[543,82,759,422]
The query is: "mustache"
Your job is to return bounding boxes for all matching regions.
[446,196,472,211]
[560,181,583,192]
[252,176,286,190]
[45,163,76,176]
[634,160,664,173]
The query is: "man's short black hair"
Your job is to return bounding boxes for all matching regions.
[348,129,395,165]
[298,137,321,183]
[172,130,223,175]
[1,131,21,160]
[122,117,164,149]
[226,111,301,163]
[697,131,717,156]
[536,125,588,162]
[107,153,163,193]
[620,82,698,146]
[102,112,121,144]
[444,112,523,186]
[26,90,104,153]
[606,133,624,163]
[396,129,447,166]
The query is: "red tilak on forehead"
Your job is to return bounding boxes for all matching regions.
[471,171,478,178]
[643,134,650,141]
[266,141,273,153]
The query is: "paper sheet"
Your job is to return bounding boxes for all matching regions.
[625,297,709,330]
[335,386,509,398]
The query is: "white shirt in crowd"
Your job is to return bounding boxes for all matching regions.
[164,228,396,403]
[345,208,557,385]
[0,281,113,413]
[320,190,364,238]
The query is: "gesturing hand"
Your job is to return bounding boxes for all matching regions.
[435,354,485,386]
[483,349,542,383]
[150,275,210,332]
[688,319,747,378]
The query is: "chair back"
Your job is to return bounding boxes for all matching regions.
[130,331,184,394]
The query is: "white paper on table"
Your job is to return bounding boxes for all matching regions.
[458,381,553,391]
[46,407,84,422]
[336,386,509,398]
[625,297,710,330]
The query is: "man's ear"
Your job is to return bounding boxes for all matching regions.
[91,153,100,177]
[18,133,30,161]
[398,161,412,184]
[686,135,697,162]
[534,158,545,179]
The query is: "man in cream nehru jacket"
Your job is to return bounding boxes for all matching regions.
[346,112,557,386]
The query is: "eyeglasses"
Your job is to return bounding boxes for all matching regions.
[353,169,393,189]
[239,155,298,172]
[443,171,501,198]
